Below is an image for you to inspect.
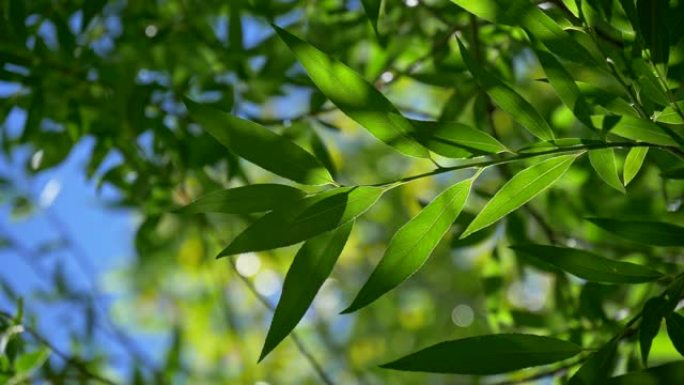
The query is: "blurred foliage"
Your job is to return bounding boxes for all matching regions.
[1,0,684,384]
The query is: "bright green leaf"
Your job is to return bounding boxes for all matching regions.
[14,348,50,374]
[380,334,581,374]
[273,26,429,158]
[260,222,353,361]
[587,218,684,247]
[462,154,578,238]
[184,99,333,185]
[606,361,684,385]
[624,147,649,185]
[591,115,681,146]
[410,120,509,158]
[458,39,555,141]
[343,176,475,313]
[589,148,625,193]
[176,184,305,214]
[219,186,385,256]
[361,0,385,38]
[640,297,667,365]
[666,313,684,357]
[511,244,662,283]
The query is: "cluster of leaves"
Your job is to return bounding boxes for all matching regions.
[2,0,684,383]
[0,304,51,384]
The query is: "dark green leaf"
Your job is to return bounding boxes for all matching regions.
[666,313,684,357]
[273,26,429,158]
[589,148,625,193]
[381,334,582,374]
[219,186,385,256]
[624,147,649,185]
[410,120,509,158]
[636,0,669,65]
[184,99,333,185]
[587,218,684,247]
[343,176,475,313]
[361,0,385,38]
[260,222,353,361]
[640,297,667,365]
[176,184,305,214]
[606,361,684,385]
[462,154,578,238]
[458,39,555,141]
[511,244,662,283]
[661,166,684,179]
[568,341,618,385]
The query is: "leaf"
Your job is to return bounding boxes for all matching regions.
[587,218,684,247]
[462,154,578,238]
[218,186,385,256]
[640,297,667,365]
[589,148,625,193]
[591,115,681,146]
[176,184,306,214]
[666,313,684,357]
[511,245,662,283]
[458,39,555,141]
[273,26,429,158]
[260,222,353,361]
[409,120,509,158]
[14,348,50,374]
[309,130,337,177]
[624,147,649,185]
[568,341,618,385]
[536,49,594,128]
[361,0,385,39]
[343,176,475,313]
[380,334,582,374]
[184,99,333,185]
[637,0,670,65]
[661,166,684,179]
[606,361,684,385]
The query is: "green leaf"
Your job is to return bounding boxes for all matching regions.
[606,361,684,385]
[589,148,625,193]
[568,341,618,385]
[624,147,649,185]
[640,297,667,365]
[536,49,594,128]
[511,244,662,283]
[462,154,578,238]
[14,348,50,374]
[666,313,684,357]
[637,0,670,65]
[591,115,681,146]
[380,334,582,374]
[219,186,385,256]
[273,26,429,158]
[656,103,684,124]
[184,99,333,185]
[175,184,305,214]
[260,222,353,361]
[361,0,385,38]
[587,218,684,247]
[661,166,684,179]
[458,39,555,141]
[409,120,509,158]
[343,176,475,313]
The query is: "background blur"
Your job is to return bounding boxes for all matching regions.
[2,0,684,384]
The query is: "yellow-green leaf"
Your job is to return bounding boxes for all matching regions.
[462,154,578,238]
[260,222,353,361]
[624,147,649,185]
[273,26,429,158]
[589,148,625,193]
[184,99,333,185]
[343,176,475,313]
[381,334,581,374]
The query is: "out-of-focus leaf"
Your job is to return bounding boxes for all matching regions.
[458,39,554,141]
[661,166,684,179]
[176,184,305,214]
[606,361,684,384]
[260,222,353,361]
[343,176,475,313]
[511,244,662,283]
[587,218,684,247]
[592,115,681,146]
[219,186,385,256]
[184,99,333,185]
[636,0,669,65]
[462,154,578,238]
[274,26,429,158]
[380,334,581,374]
[589,148,625,193]
[666,313,684,357]
[536,49,593,128]
[410,120,509,158]
[624,147,649,185]
[361,0,385,39]
[640,297,667,365]
[568,341,618,385]
[14,348,50,374]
